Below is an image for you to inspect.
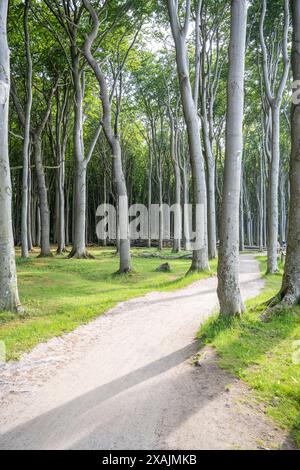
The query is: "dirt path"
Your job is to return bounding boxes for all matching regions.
[0,254,293,450]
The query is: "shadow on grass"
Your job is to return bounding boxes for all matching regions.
[197,294,300,447]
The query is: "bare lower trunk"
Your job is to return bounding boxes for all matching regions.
[173,163,181,253]
[182,157,191,251]
[113,140,131,272]
[207,164,217,259]
[69,160,90,258]
[33,136,51,257]
[217,0,247,316]
[267,106,280,273]
[0,0,21,312]
[147,153,152,249]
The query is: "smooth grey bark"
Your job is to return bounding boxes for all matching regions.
[181,144,191,251]
[239,168,245,251]
[217,0,248,316]
[198,2,220,260]
[167,0,209,272]
[21,0,32,259]
[27,165,33,251]
[55,86,69,255]
[82,0,131,272]
[32,135,51,257]
[31,84,57,257]
[158,147,164,252]
[260,0,290,274]
[278,0,300,306]
[68,54,100,259]
[68,49,89,259]
[0,0,21,312]
[147,145,152,248]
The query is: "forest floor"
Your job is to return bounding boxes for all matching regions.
[0,254,296,450]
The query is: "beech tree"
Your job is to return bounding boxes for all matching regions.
[0,0,21,312]
[275,0,300,307]
[259,0,290,274]
[217,0,248,316]
[167,0,209,272]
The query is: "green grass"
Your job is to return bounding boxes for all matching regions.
[197,256,300,448]
[0,246,216,361]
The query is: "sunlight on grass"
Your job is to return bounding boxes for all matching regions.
[197,256,300,448]
[0,246,217,361]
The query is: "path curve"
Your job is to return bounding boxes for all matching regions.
[0,254,292,450]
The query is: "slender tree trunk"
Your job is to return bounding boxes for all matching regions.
[267,105,280,272]
[201,84,217,259]
[217,0,248,316]
[33,135,51,257]
[82,0,131,272]
[278,0,300,306]
[260,0,290,273]
[27,165,33,250]
[158,157,163,251]
[21,0,32,258]
[239,168,245,251]
[0,0,21,312]
[147,148,152,248]
[167,0,209,272]
[68,51,90,259]
[182,153,191,251]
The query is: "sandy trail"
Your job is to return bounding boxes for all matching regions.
[0,254,293,450]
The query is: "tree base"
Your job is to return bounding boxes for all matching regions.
[261,289,300,320]
[115,267,132,275]
[56,247,69,256]
[68,250,95,260]
[38,252,53,258]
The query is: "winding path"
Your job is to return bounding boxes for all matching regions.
[0,254,293,449]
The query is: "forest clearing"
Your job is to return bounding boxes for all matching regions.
[0,0,300,454]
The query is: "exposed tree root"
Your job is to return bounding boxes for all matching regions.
[260,289,299,321]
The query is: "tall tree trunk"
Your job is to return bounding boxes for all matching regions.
[68,51,90,259]
[260,0,290,274]
[278,0,300,306]
[167,0,209,272]
[21,0,32,258]
[147,148,152,249]
[0,0,21,312]
[217,0,248,316]
[32,135,51,257]
[267,105,280,272]
[82,0,131,272]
